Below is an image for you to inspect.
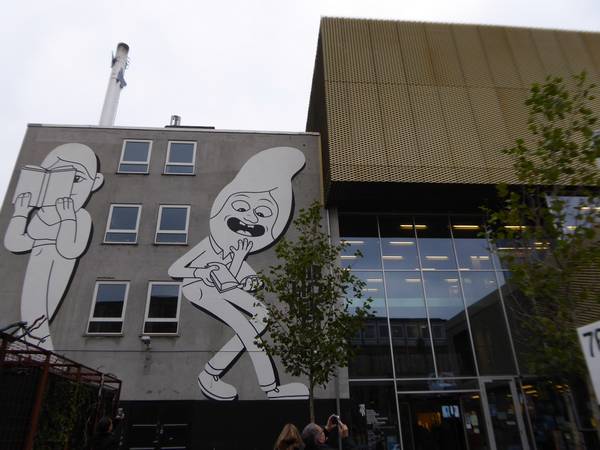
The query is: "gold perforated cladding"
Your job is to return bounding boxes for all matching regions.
[314,18,600,186]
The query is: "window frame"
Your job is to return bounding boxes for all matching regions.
[142,281,182,335]
[87,281,130,335]
[117,140,153,174]
[164,141,197,175]
[154,205,191,245]
[104,204,142,244]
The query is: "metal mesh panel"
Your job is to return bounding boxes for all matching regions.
[581,32,600,76]
[347,82,386,166]
[505,28,546,87]
[478,26,522,88]
[452,25,494,87]
[325,81,351,163]
[573,263,600,328]
[426,23,465,87]
[556,31,600,85]
[438,86,484,168]
[531,29,572,81]
[397,22,436,85]
[466,87,514,172]
[379,84,421,168]
[314,18,600,190]
[495,87,534,149]
[408,84,454,169]
[370,21,406,84]
[323,18,375,83]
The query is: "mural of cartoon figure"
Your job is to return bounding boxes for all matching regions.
[169,147,309,401]
[4,143,104,350]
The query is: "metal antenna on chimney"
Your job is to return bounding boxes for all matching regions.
[99,42,129,127]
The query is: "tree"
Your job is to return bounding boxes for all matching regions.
[485,72,600,446]
[256,201,372,422]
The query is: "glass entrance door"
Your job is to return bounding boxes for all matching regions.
[480,379,529,450]
[398,393,488,450]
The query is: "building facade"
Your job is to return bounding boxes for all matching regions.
[306,18,600,450]
[0,124,332,449]
[1,17,600,450]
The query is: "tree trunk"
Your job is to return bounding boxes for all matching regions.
[309,379,315,423]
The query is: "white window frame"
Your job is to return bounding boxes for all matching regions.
[164,141,197,175]
[142,282,182,335]
[154,205,190,245]
[104,204,142,244]
[118,140,153,174]
[87,281,130,335]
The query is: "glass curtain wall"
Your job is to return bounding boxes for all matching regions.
[340,213,519,449]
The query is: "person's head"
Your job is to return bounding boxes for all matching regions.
[96,416,113,434]
[275,423,303,450]
[301,423,326,448]
[41,143,104,210]
[209,147,305,252]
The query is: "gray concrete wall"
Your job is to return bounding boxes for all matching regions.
[0,125,347,402]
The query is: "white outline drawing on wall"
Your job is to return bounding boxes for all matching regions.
[169,147,308,401]
[4,143,104,350]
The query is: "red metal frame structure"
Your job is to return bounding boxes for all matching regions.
[0,332,121,450]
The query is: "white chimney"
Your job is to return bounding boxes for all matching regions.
[99,42,129,126]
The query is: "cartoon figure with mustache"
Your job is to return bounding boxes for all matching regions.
[169,147,309,400]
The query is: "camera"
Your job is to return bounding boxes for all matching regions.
[330,414,340,425]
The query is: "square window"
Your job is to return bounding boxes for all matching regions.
[155,205,190,244]
[143,283,181,334]
[164,141,196,175]
[118,140,152,173]
[87,282,129,334]
[104,205,141,244]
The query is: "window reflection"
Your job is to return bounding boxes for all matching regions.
[423,271,476,376]
[451,217,496,270]
[417,217,457,270]
[462,272,516,375]
[349,271,393,378]
[379,216,420,270]
[339,214,382,270]
[386,272,435,377]
[339,213,518,381]
[351,271,386,317]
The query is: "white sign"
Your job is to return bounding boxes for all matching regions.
[577,319,600,404]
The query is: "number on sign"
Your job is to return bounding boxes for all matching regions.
[582,328,600,357]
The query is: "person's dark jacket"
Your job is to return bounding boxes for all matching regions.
[89,418,123,450]
[89,431,120,450]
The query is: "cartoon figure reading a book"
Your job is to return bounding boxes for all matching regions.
[4,143,104,350]
[169,147,308,401]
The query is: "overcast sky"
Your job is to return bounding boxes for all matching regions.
[1,0,599,200]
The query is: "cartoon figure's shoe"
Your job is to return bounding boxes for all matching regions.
[198,371,238,401]
[266,382,309,400]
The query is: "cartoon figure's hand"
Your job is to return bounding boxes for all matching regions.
[241,275,262,292]
[13,192,33,217]
[194,265,218,286]
[56,197,76,221]
[229,238,253,260]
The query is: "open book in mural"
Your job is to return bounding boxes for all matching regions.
[169,147,309,401]
[4,143,104,350]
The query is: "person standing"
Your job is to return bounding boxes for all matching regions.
[302,416,355,450]
[275,423,304,450]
